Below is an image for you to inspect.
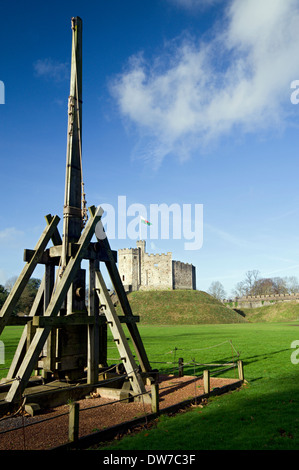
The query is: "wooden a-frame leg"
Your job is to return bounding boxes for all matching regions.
[87,259,100,384]
[6,276,45,380]
[95,221,151,373]
[95,270,150,402]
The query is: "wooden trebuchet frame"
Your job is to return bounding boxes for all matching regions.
[1,206,152,405]
[0,17,153,410]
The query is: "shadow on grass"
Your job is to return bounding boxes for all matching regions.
[103,374,299,450]
[240,348,291,376]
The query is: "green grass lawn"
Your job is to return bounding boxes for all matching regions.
[240,301,299,323]
[102,322,299,450]
[0,326,23,380]
[2,322,299,450]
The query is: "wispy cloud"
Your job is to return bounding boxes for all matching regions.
[33,58,70,82]
[264,264,299,276]
[110,0,299,168]
[0,227,24,241]
[204,223,251,249]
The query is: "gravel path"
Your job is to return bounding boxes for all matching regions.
[0,375,239,450]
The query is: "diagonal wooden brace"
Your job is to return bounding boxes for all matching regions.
[5,206,103,404]
[6,275,45,380]
[0,215,61,335]
[95,270,149,402]
[95,219,151,373]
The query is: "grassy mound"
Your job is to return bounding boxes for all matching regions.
[119,290,247,325]
[238,300,299,322]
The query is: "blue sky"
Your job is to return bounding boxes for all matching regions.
[1,0,299,297]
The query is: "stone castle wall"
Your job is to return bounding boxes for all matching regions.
[140,252,172,290]
[118,248,140,291]
[172,261,196,290]
[118,241,196,291]
[223,293,299,308]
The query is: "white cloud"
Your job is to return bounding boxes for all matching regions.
[204,223,253,250]
[0,227,24,241]
[111,0,299,168]
[33,58,69,82]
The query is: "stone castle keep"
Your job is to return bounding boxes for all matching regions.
[118,240,196,291]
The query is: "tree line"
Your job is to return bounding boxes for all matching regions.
[0,277,41,315]
[208,270,299,301]
[1,270,299,310]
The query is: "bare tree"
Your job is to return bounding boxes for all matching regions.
[231,281,246,298]
[285,276,299,294]
[243,270,260,295]
[233,271,299,298]
[4,276,17,293]
[208,281,227,301]
[254,278,276,295]
[272,277,288,295]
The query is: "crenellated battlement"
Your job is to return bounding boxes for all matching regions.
[223,292,299,307]
[147,252,171,258]
[118,248,139,254]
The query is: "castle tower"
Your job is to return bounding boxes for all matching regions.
[136,240,146,253]
[118,240,196,292]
